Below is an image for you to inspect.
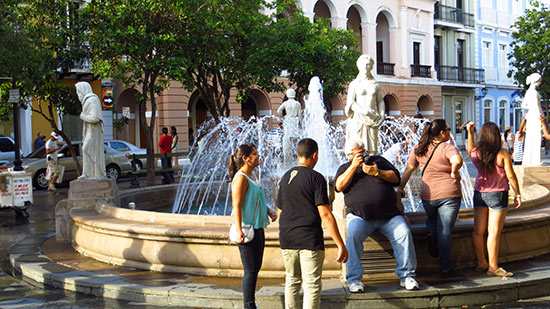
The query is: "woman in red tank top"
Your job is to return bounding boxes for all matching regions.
[466,122,521,278]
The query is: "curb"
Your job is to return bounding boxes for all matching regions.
[9,234,550,308]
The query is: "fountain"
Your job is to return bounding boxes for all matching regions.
[58,76,550,280]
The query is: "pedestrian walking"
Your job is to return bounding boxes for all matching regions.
[466,122,521,277]
[45,132,62,191]
[399,119,463,276]
[277,138,348,309]
[229,143,277,309]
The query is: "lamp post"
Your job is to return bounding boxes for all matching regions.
[8,87,23,171]
[474,87,488,101]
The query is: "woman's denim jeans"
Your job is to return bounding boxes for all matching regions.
[238,228,265,309]
[422,197,461,271]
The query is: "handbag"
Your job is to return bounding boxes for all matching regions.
[229,198,260,244]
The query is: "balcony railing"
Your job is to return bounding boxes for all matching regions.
[377,62,395,76]
[434,3,475,27]
[410,64,431,78]
[436,65,485,84]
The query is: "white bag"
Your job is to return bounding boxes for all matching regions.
[229,198,259,244]
[229,223,254,243]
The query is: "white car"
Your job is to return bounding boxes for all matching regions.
[104,140,147,169]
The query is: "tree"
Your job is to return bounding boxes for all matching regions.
[509,1,550,112]
[171,0,360,122]
[82,0,185,186]
[170,0,285,121]
[269,13,362,102]
[0,0,87,173]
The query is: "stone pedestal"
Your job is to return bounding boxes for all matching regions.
[55,179,119,242]
[513,165,550,191]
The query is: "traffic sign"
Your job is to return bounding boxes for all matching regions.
[8,89,19,104]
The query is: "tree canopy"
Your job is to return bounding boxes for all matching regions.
[0,0,86,172]
[509,1,550,104]
[82,0,186,185]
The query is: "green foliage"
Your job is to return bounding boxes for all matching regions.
[170,0,282,119]
[113,117,129,133]
[269,13,361,100]
[509,1,550,101]
[0,0,87,115]
[170,0,360,119]
[82,0,186,184]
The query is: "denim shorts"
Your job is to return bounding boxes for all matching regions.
[473,190,509,212]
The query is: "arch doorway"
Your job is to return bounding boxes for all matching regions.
[417,95,434,119]
[188,91,210,131]
[118,88,144,147]
[347,5,363,52]
[383,95,400,117]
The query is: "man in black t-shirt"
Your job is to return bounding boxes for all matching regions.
[277,138,348,309]
[335,139,418,293]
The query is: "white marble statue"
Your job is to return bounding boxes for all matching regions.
[522,72,543,166]
[76,81,106,179]
[277,88,302,164]
[345,54,385,155]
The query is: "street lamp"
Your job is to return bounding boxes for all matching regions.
[474,87,488,101]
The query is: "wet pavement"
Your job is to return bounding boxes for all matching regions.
[0,168,550,308]
[0,178,187,308]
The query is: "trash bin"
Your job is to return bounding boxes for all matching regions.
[0,170,33,208]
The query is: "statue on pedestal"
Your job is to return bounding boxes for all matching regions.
[522,72,543,166]
[345,54,385,155]
[277,88,302,165]
[75,81,106,179]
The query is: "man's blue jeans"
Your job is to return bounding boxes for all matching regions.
[345,213,417,283]
[422,197,461,272]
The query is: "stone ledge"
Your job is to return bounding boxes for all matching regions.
[9,235,550,308]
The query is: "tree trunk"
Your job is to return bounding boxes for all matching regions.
[56,131,81,177]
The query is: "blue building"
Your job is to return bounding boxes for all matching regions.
[475,0,529,133]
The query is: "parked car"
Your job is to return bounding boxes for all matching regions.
[0,137,24,165]
[15,142,132,190]
[104,140,147,170]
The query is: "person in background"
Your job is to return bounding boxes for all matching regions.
[170,126,179,168]
[229,143,277,309]
[45,132,62,191]
[512,118,527,165]
[502,126,514,155]
[466,122,521,277]
[336,139,418,293]
[33,132,46,152]
[277,138,348,309]
[460,121,477,148]
[158,127,173,184]
[399,119,463,277]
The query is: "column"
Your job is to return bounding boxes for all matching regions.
[331,17,347,29]
[428,11,437,79]
[400,6,408,70]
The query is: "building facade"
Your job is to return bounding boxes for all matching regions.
[476,0,527,134]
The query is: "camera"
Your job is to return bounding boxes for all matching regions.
[361,152,371,164]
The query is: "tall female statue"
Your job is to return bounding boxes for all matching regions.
[76,81,106,179]
[345,54,385,155]
[522,73,543,166]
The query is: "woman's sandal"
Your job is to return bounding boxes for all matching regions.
[476,266,488,272]
[487,267,513,277]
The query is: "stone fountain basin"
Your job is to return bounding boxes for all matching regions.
[68,183,550,280]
